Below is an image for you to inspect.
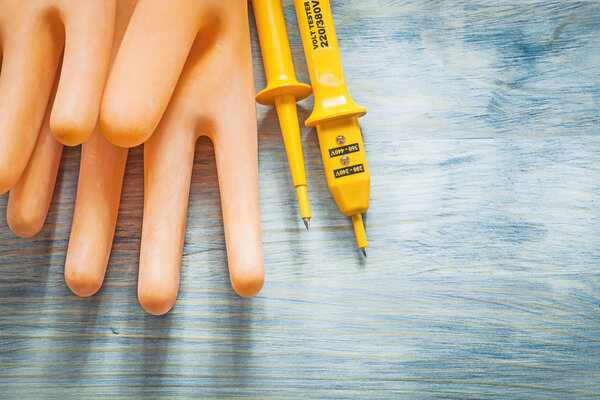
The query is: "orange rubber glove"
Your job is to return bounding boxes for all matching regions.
[8,0,264,315]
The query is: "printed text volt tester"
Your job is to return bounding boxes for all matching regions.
[294,0,371,256]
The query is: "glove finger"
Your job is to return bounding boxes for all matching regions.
[50,0,116,146]
[138,118,196,315]
[204,2,264,297]
[0,20,63,194]
[7,76,63,238]
[64,127,128,297]
[100,0,204,148]
[63,0,137,297]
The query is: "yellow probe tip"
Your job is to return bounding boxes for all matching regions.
[351,214,368,250]
[295,186,311,221]
[361,247,367,258]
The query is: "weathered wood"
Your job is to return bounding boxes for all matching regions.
[1,0,599,398]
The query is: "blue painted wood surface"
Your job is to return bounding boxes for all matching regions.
[1,1,600,398]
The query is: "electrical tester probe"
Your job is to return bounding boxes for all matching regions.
[294,0,371,256]
[253,0,313,230]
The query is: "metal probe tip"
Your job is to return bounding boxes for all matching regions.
[303,218,311,231]
[360,247,367,258]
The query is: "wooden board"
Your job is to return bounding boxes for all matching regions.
[1,0,599,398]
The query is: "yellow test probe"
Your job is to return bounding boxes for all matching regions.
[253,0,314,230]
[293,0,370,256]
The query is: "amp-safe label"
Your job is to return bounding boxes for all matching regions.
[334,164,365,179]
[304,1,330,50]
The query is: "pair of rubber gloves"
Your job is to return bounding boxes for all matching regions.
[0,0,264,315]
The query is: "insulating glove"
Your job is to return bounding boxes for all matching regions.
[9,0,264,315]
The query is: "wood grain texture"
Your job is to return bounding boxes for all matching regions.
[1,0,600,398]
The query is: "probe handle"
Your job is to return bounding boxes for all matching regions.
[254,0,296,86]
[294,0,369,216]
[294,0,370,250]
[294,0,365,127]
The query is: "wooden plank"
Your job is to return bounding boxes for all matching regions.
[1,0,599,398]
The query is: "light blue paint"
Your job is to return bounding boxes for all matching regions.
[1,1,599,398]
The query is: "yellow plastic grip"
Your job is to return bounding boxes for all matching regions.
[294,0,366,127]
[253,0,313,222]
[294,0,370,251]
[255,0,312,106]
